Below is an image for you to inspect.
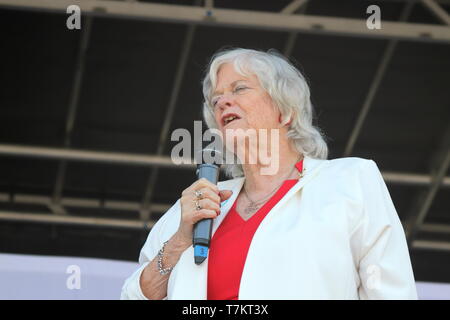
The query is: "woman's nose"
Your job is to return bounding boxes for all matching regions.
[216,93,234,111]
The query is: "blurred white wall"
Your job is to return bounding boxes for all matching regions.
[0,253,136,300]
[0,253,449,300]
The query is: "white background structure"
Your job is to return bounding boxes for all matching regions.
[0,253,449,300]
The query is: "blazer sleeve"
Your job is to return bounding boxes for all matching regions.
[120,200,180,300]
[352,160,418,300]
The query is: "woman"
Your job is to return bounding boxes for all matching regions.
[121,48,417,300]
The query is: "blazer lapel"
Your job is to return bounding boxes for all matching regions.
[238,156,330,299]
[215,156,328,232]
[260,155,330,224]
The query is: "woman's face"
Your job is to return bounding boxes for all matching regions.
[212,63,282,150]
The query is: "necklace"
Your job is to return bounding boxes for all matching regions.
[242,156,305,215]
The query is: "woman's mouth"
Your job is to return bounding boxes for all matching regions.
[222,114,241,127]
[224,116,239,126]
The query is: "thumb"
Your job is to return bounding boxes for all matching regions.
[219,190,233,202]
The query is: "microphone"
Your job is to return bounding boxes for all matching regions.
[193,143,222,265]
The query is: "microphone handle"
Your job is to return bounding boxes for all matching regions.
[193,164,219,262]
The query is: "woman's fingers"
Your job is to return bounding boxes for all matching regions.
[192,209,219,224]
[219,190,233,202]
[194,198,221,215]
[187,178,219,195]
[178,179,234,243]
[195,187,221,204]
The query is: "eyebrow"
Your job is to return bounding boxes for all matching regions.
[212,80,247,97]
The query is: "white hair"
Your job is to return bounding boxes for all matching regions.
[201,47,328,178]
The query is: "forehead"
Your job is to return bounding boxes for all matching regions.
[214,63,258,91]
[216,63,242,81]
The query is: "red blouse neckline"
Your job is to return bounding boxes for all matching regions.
[233,158,304,222]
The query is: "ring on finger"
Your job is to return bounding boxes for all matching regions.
[194,189,203,199]
[194,199,202,211]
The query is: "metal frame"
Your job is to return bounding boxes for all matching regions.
[0,143,194,168]
[344,2,415,157]
[51,15,94,216]
[281,0,309,15]
[0,0,449,251]
[412,240,450,251]
[0,143,448,186]
[0,192,171,214]
[0,0,450,43]
[139,23,197,222]
[282,0,309,57]
[406,124,450,244]
[421,0,450,25]
[0,210,155,230]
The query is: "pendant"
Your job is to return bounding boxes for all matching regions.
[244,203,260,215]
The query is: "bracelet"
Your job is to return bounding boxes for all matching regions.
[157,240,174,275]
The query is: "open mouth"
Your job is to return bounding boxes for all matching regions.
[222,114,241,127]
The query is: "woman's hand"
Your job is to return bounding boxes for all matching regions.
[176,178,233,246]
[138,180,233,300]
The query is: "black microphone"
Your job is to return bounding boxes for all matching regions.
[193,143,222,265]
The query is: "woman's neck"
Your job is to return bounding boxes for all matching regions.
[240,143,302,194]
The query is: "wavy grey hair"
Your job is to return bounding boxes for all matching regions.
[201,47,328,179]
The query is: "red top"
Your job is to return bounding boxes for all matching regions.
[207,159,304,300]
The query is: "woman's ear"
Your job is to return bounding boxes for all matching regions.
[279,114,292,126]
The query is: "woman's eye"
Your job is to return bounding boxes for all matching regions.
[211,86,248,107]
[234,86,247,92]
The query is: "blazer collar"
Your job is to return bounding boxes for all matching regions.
[212,155,327,234]
[167,155,329,300]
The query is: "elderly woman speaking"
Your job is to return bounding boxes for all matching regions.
[121,48,417,300]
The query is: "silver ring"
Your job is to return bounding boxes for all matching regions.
[195,199,202,211]
[194,189,203,199]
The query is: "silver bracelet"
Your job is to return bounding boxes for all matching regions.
[157,240,174,275]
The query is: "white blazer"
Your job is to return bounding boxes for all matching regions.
[121,156,418,300]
